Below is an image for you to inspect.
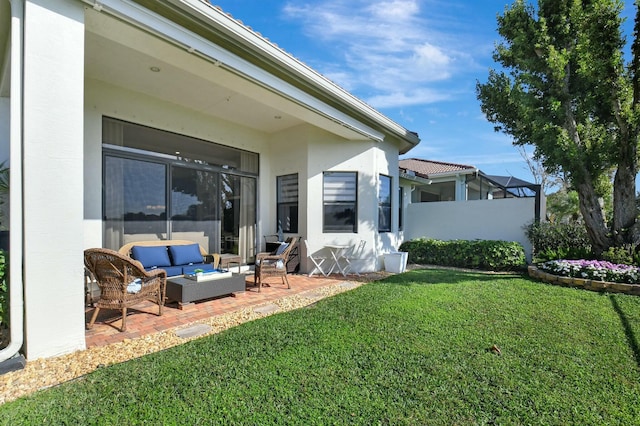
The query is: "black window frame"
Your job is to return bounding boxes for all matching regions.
[378,174,392,233]
[322,171,358,233]
[276,173,299,233]
[101,117,258,262]
[398,186,403,231]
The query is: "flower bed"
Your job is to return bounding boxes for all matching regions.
[538,259,640,284]
[528,260,640,296]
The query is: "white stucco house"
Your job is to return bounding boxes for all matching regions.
[0,0,420,361]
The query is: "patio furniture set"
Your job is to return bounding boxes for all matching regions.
[84,238,300,331]
[84,236,367,331]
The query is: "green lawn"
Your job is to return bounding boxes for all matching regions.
[1,269,639,425]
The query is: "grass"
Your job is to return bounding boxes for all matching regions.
[1,269,640,424]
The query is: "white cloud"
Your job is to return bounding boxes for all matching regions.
[402,144,444,159]
[282,0,474,108]
[415,42,450,69]
[367,88,451,109]
[453,152,525,166]
[367,0,420,21]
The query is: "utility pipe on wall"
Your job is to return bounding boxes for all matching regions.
[0,0,25,370]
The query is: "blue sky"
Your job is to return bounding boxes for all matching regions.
[209,0,636,190]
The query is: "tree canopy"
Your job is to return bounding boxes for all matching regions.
[477,0,640,256]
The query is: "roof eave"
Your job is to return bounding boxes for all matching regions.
[137,0,420,148]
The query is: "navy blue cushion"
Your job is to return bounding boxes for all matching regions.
[182,263,214,275]
[146,265,182,277]
[131,246,171,269]
[169,244,203,266]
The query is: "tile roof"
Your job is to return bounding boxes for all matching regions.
[399,158,476,178]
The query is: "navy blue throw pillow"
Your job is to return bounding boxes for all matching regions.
[131,246,172,269]
[169,244,204,265]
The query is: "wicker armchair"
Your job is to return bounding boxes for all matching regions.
[254,237,298,292]
[84,248,167,332]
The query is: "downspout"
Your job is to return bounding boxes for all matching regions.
[0,0,25,370]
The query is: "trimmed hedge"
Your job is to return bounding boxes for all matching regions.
[399,238,526,271]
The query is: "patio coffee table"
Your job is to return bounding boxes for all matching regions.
[166,273,246,309]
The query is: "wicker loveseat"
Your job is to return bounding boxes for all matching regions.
[118,240,220,277]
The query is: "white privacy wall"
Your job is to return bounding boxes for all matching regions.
[403,198,536,261]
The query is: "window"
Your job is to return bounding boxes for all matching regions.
[323,171,357,233]
[277,174,298,233]
[398,186,403,231]
[378,174,392,232]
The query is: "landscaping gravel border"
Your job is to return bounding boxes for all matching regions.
[0,276,388,404]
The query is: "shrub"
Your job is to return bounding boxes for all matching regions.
[399,238,526,271]
[0,250,6,328]
[525,221,592,262]
[601,246,635,266]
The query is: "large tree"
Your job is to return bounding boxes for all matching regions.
[477,0,640,256]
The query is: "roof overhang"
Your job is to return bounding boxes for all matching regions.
[81,0,420,150]
[156,0,420,150]
[399,172,433,185]
[399,167,478,181]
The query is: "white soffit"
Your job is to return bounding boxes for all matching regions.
[172,0,412,138]
[84,0,384,142]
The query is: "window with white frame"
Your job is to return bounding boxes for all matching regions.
[323,171,357,233]
[378,174,392,232]
[277,173,298,233]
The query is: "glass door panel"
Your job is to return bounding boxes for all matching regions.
[221,173,256,263]
[104,156,167,249]
[170,166,219,254]
[221,173,240,255]
[240,176,257,263]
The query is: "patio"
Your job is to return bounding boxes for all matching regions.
[85,272,362,348]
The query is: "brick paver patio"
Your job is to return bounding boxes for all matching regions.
[85,273,347,348]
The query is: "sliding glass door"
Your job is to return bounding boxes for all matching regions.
[102,118,258,263]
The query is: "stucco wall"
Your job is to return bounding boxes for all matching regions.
[262,124,311,248]
[16,0,408,362]
[22,0,86,359]
[303,134,401,273]
[403,197,535,261]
